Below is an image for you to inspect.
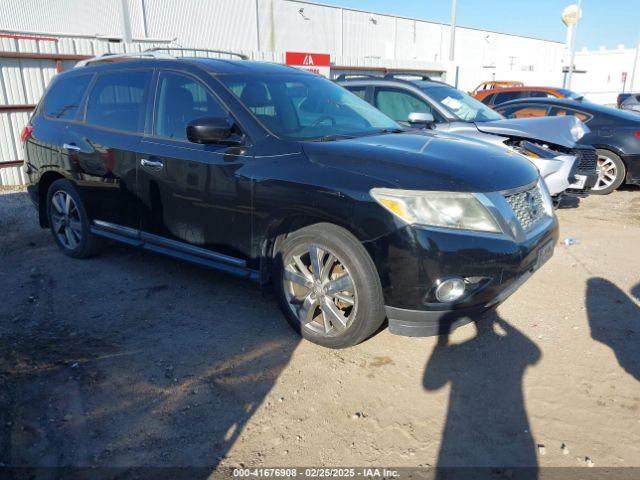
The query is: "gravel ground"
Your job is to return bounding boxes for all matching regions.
[0,186,639,471]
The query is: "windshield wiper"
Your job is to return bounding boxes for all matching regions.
[312,134,356,142]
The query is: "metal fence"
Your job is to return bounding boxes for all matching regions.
[0,30,443,186]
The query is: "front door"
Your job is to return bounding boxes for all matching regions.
[136,70,253,260]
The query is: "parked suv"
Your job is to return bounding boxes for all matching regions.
[338,74,598,200]
[23,52,558,348]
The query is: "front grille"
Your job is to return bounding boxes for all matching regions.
[573,148,598,174]
[504,184,546,232]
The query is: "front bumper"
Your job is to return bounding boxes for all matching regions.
[364,217,558,337]
[535,154,576,197]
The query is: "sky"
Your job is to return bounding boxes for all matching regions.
[317,0,640,50]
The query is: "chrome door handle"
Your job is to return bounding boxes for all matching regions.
[140,158,164,170]
[63,143,81,152]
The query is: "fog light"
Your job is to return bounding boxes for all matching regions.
[435,277,466,303]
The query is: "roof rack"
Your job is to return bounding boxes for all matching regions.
[145,47,249,60]
[75,50,173,67]
[75,47,248,67]
[334,73,381,81]
[384,72,432,81]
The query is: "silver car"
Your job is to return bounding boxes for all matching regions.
[338,74,598,200]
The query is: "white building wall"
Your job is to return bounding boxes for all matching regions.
[572,46,640,105]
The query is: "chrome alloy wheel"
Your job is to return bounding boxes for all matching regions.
[50,191,82,250]
[594,154,618,191]
[282,245,357,336]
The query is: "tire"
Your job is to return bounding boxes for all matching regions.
[46,179,102,258]
[274,223,386,348]
[592,149,626,195]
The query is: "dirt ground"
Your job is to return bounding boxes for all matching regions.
[1,186,639,472]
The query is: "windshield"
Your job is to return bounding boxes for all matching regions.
[423,84,504,123]
[219,74,401,140]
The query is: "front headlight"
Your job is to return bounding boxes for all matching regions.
[370,188,502,233]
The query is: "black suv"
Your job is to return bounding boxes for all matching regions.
[23,52,558,348]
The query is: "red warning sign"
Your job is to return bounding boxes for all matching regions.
[285,52,331,77]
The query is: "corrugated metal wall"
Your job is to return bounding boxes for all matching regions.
[0,35,175,186]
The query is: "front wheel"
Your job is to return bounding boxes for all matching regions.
[274,223,386,348]
[592,149,626,195]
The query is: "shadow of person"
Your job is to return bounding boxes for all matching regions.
[423,313,541,478]
[587,278,640,381]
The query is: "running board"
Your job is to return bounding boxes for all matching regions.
[90,221,259,281]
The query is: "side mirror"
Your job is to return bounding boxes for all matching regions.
[186,116,241,145]
[408,112,436,129]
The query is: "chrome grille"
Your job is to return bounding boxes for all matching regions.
[504,184,546,232]
[573,148,598,174]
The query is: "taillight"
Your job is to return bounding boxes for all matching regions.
[20,125,33,142]
[634,132,640,139]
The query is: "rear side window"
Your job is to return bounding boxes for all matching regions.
[550,107,592,123]
[498,104,550,119]
[528,91,553,98]
[346,86,367,100]
[85,71,151,133]
[43,75,92,119]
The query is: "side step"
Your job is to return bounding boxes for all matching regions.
[90,221,259,281]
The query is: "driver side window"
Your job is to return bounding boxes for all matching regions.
[154,72,227,140]
[374,88,435,123]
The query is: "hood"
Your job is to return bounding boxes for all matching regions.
[302,130,539,193]
[475,115,588,148]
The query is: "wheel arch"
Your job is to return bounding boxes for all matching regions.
[38,170,67,228]
[258,211,359,286]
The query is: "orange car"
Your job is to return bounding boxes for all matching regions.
[474,86,583,107]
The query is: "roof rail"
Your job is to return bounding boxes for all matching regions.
[75,47,248,67]
[145,47,249,60]
[334,73,380,81]
[384,72,432,81]
[75,50,173,67]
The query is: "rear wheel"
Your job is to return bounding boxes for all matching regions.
[46,179,102,258]
[274,223,386,348]
[592,149,626,195]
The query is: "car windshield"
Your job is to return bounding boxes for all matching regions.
[423,84,504,123]
[219,73,401,140]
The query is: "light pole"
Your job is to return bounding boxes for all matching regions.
[562,1,582,89]
[449,0,458,61]
[630,39,640,92]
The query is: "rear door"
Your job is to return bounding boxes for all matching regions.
[28,73,94,185]
[61,69,152,230]
[136,69,253,259]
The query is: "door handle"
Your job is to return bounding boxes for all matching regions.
[140,158,164,170]
[63,143,81,152]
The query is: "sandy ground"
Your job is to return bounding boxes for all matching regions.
[0,187,639,472]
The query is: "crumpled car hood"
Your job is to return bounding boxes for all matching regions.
[475,115,588,148]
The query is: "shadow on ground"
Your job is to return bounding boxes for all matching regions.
[423,312,540,478]
[0,191,300,468]
[587,278,640,381]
